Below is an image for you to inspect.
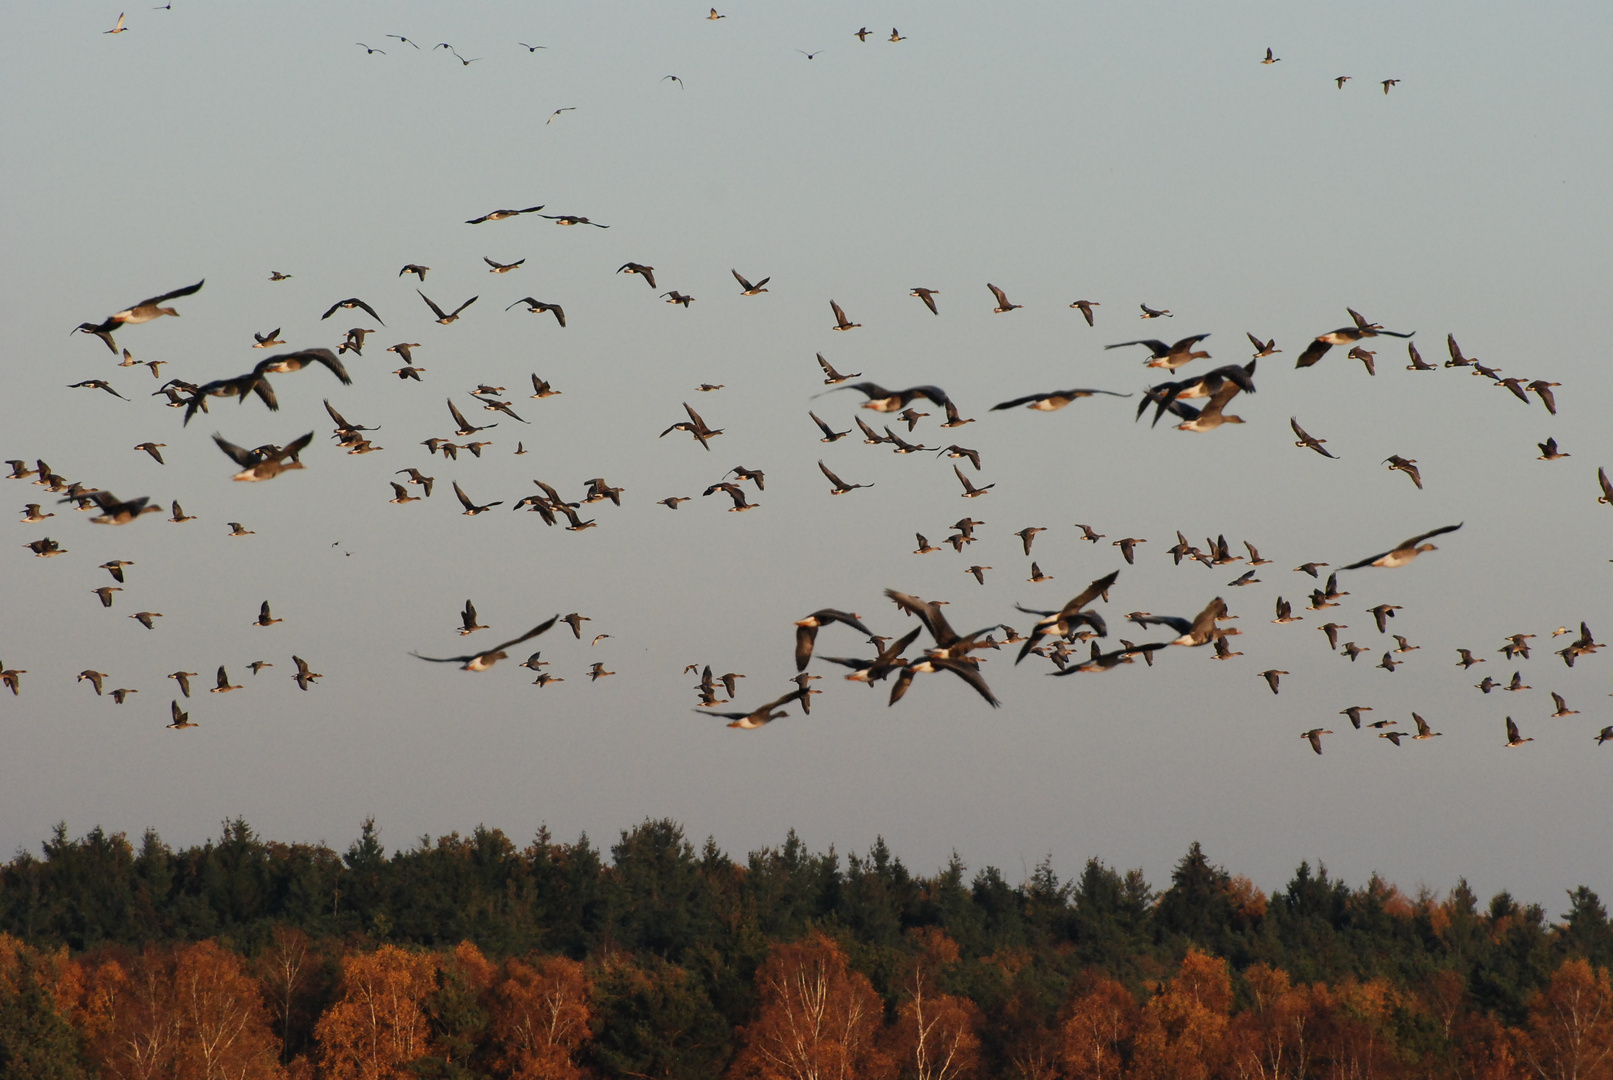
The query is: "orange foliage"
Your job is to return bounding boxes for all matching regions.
[887,935,980,1080]
[1133,949,1233,1080]
[1521,959,1613,1080]
[1225,964,1320,1080]
[488,953,593,1080]
[314,944,440,1080]
[729,931,887,1080]
[1059,976,1140,1080]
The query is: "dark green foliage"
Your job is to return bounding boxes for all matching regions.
[587,954,731,1080]
[0,951,91,1080]
[1,820,1608,1056]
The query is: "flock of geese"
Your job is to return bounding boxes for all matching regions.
[8,11,1610,760]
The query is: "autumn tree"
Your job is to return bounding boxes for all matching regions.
[315,944,440,1080]
[0,933,92,1079]
[487,953,593,1080]
[168,940,283,1079]
[1059,975,1139,1080]
[1521,959,1613,1080]
[886,929,981,1080]
[728,931,887,1080]
[80,950,179,1080]
[1225,964,1319,1080]
[1132,948,1232,1080]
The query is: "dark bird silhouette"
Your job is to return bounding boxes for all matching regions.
[1295,309,1413,368]
[466,206,545,224]
[414,616,560,671]
[319,297,383,324]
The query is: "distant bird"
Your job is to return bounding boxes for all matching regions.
[168,671,194,696]
[1295,308,1413,368]
[1070,300,1100,326]
[703,482,758,511]
[521,43,548,52]
[68,379,128,400]
[414,616,560,671]
[1340,706,1372,729]
[587,663,615,682]
[1107,334,1211,370]
[1335,76,1351,88]
[319,297,383,324]
[1596,727,1613,746]
[209,666,242,694]
[253,601,282,628]
[466,206,544,224]
[418,290,477,324]
[798,48,825,59]
[992,388,1130,411]
[561,614,591,639]
[1382,79,1400,94]
[855,27,871,41]
[910,288,940,314]
[831,382,950,412]
[546,108,576,124]
[1504,716,1533,748]
[1411,713,1441,740]
[213,431,314,482]
[954,465,994,498]
[92,586,122,607]
[1028,563,1053,583]
[889,28,906,42]
[386,34,423,49]
[290,655,322,690]
[810,412,850,442]
[1550,692,1578,717]
[399,265,430,280]
[1537,438,1569,461]
[987,284,1021,313]
[830,300,861,331]
[617,263,657,288]
[1600,468,1613,506]
[795,609,876,671]
[1302,729,1331,755]
[1139,303,1171,319]
[453,482,503,515]
[79,671,108,695]
[484,256,526,273]
[252,329,285,349]
[227,522,254,537]
[1015,527,1046,555]
[663,75,682,87]
[1261,48,1280,64]
[540,213,608,227]
[706,689,812,730]
[1527,381,1560,415]
[101,560,133,583]
[708,8,725,18]
[1380,455,1422,490]
[817,353,861,384]
[105,13,128,34]
[732,270,770,295]
[663,291,695,306]
[507,297,566,326]
[819,460,872,494]
[74,279,204,352]
[1129,597,1229,647]
[1406,342,1435,370]
[1349,346,1377,376]
[967,566,992,585]
[167,702,194,729]
[356,43,385,54]
[659,497,689,509]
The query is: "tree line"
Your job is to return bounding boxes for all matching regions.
[0,817,1609,1079]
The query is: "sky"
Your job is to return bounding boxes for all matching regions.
[2,1,1611,914]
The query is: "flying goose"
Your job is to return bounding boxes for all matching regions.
[1294,308,1412,368]
[732,270,770,295]
[92,586,122,607]
[453,482,503,515]
[167,701,195,729]
[830,382,951,412]
[1504,717,1533,747]
[987,284,1021,313]
[253,601,282,627]
[705,688,811,730]
[817,353,861,384]
[74,279,204,352]
[484,256,526,273]
[830,300,861,330]
[1106,334,1211,370]
[1070,300,1099,325]
[319,297,383,323]
[1340,706,1372,729]
[290,655,322,690]
[1340,523,1462,570]
[1173,381,1247,432]
[703,482,757,511]
[418,290,477,324]
[910,288,940,314]
[810,412,850,442]
[1015,571,1120,663]
[819,460,872,494]
[1247,333,1279,357]
[1139,303,1171,318]
[617,263,657,288]
[414,615,559,671]
[507,297,566,326]
[1261,47,1280,64]
[663,291,695,306]
[1301,729,1332,755]
[1412,713,1442,740]
[465,205,544,224]
[1290,418,1336,458]
[954,465,994,498]
[79,671,108,695]
[213,431,314,481]
[1128,597,1229,646]
[991,388,1130,411]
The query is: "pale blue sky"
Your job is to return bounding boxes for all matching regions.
[2,1,1611,910]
